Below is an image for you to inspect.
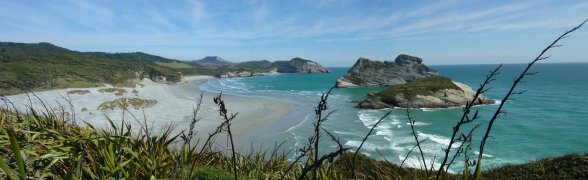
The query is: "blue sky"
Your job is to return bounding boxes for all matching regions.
[1,0,587,66]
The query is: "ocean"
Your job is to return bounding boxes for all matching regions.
[199,62,588,171]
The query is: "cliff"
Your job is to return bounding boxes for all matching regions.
[336,54,437,87]
[357,76,495,109]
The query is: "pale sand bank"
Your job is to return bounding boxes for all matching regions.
[3,76,294,148]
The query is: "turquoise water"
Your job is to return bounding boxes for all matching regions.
[200,62,588,171]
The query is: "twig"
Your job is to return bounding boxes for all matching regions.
[213,93,238,180]
[174,92,204,179]
[406,108,428,174]
[312,86,335,179]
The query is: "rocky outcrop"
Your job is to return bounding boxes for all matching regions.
[336,54,437,88]
[153,76,167,83]
[152,72,187,84]
[357,81,495,109]
[274,58,330,73]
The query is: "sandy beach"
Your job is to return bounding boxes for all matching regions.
[2,76,295,149]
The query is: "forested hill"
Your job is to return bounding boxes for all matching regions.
[0,42,192,95]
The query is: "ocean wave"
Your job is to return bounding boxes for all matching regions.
[421,108,437,112]
[407,122,431,126]
[474,150,494,158]
[358,110,401,138]
[286,114,313,132]
[417,132,451,146]
[344,140,383,151]
[333,131,356,136]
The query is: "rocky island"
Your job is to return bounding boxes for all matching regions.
[338,54,495,109]
[336,54,437,87]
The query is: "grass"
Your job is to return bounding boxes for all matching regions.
[98,88,127,96]
[377,75,461,100]
[154,61,193,69]
[0,42,183,95]
[98,88,126,94]
[0,101,316,179]
[483,153,588,179]
[67,90,91,95]
[97,98,158,111]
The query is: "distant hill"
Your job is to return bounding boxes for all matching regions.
[193,56,233,65]
[215,58,330,78]
[0,42,191,95]
[0,42,331,95]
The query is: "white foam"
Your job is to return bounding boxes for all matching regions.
[421,108,437,112]
[407,122,431,126]
[344,140,382,151]
[333,131,355,135]
[286,114,313,132]
[474,151,494,158]
[417,132,451,146]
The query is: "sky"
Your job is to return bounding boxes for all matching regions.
[1,0,587,67]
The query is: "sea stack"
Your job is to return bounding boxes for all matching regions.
[336,54,437,88]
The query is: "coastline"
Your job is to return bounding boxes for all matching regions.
[2,75,295,149]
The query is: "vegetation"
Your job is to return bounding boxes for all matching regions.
[98,88,126,96]
[66,90,91,95]
[0,42,183,95]
[377,75,461,99]
[97,98,158,111]
[482,153,588,179]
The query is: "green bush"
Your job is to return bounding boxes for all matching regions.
[194,166,234,180]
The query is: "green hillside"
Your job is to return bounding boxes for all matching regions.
[0,42,190,95]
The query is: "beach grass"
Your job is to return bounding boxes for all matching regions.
[67,89,91,95]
